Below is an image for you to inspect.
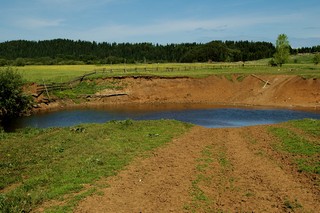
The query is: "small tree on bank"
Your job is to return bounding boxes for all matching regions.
[274,34,290,67]
[0,67,32,119]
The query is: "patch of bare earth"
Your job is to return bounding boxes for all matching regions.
[33,75,320,112]
[109,75,320,108]
[75,125,319,212]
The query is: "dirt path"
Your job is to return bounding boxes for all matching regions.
[75,125,319,212]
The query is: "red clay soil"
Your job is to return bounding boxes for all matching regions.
[32,74,320,111]
[75,125,319,212]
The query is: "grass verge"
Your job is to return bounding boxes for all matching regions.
[0,119,192,212]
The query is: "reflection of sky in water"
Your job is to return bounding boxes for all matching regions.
[3,107,320,131]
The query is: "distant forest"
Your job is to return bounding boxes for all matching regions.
[0,39,319,66]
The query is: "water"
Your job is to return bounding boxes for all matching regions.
[1,105,320,132]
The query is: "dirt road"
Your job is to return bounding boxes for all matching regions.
[75,125,319,212]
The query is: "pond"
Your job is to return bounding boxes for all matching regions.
[1,104,320,132]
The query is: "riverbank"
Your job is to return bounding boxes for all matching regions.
[31,74,320,112]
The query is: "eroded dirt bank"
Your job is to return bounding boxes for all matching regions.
[75,125,319,212]
[33,75,320,111]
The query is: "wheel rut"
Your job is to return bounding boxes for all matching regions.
[75,126,319,212]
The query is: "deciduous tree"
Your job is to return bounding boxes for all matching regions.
[274,34,290,67]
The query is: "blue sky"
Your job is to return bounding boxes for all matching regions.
[1,0,320,47]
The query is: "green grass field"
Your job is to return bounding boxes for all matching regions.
[0,120,192,212]
[2,54,317,83]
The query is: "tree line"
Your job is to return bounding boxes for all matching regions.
[295,45,320,54]
[0,39,276,66]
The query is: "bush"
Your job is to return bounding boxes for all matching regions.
[13,58,26,66]
[0,59,8,66]
[313,53,320,65]
[0,67,33,119]
[268,58,277,67]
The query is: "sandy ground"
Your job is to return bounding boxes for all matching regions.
[75,125,319,212]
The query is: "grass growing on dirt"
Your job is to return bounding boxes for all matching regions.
[185,145,214,213]
[185,142,234,212]
[269,119,320,174]
[52,80,123,100]
[289,119,320,137]
[0,120,192,212]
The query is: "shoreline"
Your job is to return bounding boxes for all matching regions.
[30,74,320,114]
[32,100,320,115]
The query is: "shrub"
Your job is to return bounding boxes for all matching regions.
[268,58,277,67]
[0,67,33,119]
[313,53,320,65]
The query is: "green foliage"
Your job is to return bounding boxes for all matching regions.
[313,53,320,65]
[0,59,8,66]
[0,39,275,64]
[274,34,291,67]
[268,58,277,66]
[0,120,192,212]
[297,45,320,54]
[0,67,33,119]
[288,54,314,64]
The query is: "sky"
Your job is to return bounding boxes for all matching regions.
[0,0,320,47]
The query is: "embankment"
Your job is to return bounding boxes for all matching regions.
[32,75,320,111]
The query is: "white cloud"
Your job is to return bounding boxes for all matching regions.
[77,13,300,41]
[15,18,64,29]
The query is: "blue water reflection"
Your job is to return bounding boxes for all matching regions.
[3,106,320,131]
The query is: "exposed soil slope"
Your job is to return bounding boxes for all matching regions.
[75,125,319,212]
[32,75,320,111]
[84,75,320,109]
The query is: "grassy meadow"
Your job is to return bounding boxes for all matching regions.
[6,54,319,83]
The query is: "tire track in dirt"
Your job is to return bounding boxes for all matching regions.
[222,128,319,212]
[75,126,212,213]
[75,126,319,212]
